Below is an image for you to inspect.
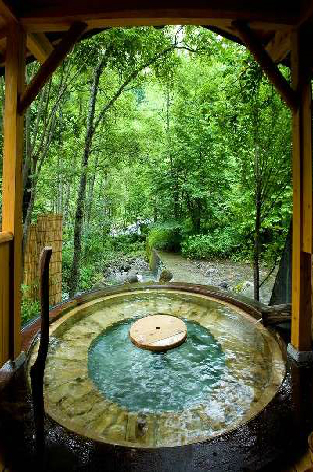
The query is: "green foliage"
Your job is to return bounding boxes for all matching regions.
[21,26,293,299]
[147,223,182,253]
[111,234,145,253]
[62,228,146,294]
[21,284,40,326]
[182,229,241,259]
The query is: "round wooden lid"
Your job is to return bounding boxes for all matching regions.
[129,315,187,351]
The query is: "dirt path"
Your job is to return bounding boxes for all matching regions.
[157,251,276,305]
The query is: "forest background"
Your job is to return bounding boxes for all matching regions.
[0,26,292,322]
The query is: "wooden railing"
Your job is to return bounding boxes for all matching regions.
[0,231,13,366]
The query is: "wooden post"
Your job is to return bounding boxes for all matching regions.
[1,22,26,359]
[290,28,313,352]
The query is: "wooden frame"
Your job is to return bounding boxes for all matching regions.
[19,22,87,114]
[233,21,298,111]
[26,33,54,64]
[1,21,26,361]
[18,1,302,32]
[290,28,313,351]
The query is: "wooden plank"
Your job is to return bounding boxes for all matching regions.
[301,77,312,254]
[292,27,312,255]
[0,232,13,244]
[26,33,54,63]
[297,0,313,26]
[22,19,293,33]
[232,20,298,111]
[17,1,300,29]
[19,21,87,114]
[0,0,18,23]
[291,28,313,352]
[265,30,291,63]
[1,22,26,361]
[0,243,4,365]
[0,242,10,365]
[0,246,3,366]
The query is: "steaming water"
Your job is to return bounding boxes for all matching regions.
[88,319,225,412]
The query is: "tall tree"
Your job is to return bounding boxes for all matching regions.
[69,27,179,296]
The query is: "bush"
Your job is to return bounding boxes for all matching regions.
[21,284,40,326]
[181,230,240,259]
[62,230,146,294]
[147,223,182,254]
[110,233,145,253]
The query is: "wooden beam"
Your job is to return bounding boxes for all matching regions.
[0,232,13,244]
[0,0,18,23]
[1,22,26,360]
[26,33,54,63]
[18,1,300,31]
[233,21,298,111]
[291,28,313,352]
[23,18,235,32]
[297,0,313,27]
[0,238,10,365]
[19,21,87,113]
[22,19,294,33]
[265,30,291,63]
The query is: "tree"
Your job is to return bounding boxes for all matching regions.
[68,27,180,296]
[225,59,291,300]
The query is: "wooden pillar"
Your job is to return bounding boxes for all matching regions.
[291,28,313,352]
[1,22,26,359]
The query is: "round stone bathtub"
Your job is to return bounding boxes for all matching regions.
[26,283,285,451]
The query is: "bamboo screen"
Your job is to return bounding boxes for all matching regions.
[24,214,62,306]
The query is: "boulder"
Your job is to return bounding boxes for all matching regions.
[159,269,173,283]
[219,281,229,290]
[126,273,138,283]
[92,281,108,291]
[240,281,254,298]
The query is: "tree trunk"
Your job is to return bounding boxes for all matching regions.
[270,221,292,305]
[68,43,177,295]
[254,196,261,301]
[68,59,105,297]
[86,152,99,228]
[253,142,261,302]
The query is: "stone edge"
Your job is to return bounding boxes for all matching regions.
[287,343,313,364]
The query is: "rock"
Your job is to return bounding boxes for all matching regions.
[126,273,138,283]
[136,416,147,436]
[219,281,229,290]
[92,281,108,291]
[159,269,173,282]
[240,281,254,298]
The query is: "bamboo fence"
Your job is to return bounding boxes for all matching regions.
[24,214,62,306]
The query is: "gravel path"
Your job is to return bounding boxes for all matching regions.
[157,251,276,305]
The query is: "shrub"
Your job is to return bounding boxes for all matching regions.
[62,231,146,294]
[181,230,240,259]
[110,233,144,253]
[147,223,182,254]
[21,284,40,326]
